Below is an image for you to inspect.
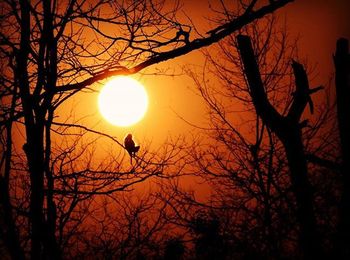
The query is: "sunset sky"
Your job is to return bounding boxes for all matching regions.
[3,1,350,258]
[49,0,350,153]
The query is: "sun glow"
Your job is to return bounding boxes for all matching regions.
[98,76,148,127]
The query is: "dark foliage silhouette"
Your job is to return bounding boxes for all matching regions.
[163,238,185,260]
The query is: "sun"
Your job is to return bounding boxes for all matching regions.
[98,76,148,127]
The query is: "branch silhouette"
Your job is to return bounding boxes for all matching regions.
[56,0,293,93]
[237,34,323,259]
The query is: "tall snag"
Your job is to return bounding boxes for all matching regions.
[334,38,350,259]
[237,34,322,259]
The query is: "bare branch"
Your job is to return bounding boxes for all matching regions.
[56,0,293,92]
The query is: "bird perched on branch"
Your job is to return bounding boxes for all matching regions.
[124,134,140,162]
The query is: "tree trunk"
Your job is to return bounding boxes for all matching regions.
[280,123,320,258]
[237,34,321,259]
[26,126,45,260]
[43,109,61,260]
[0,172,25,260]
[0,87,25,260]
[334,37,350,259]
[17,0,45,258]
[17,0,61,257]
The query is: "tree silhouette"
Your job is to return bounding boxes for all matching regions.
[190,212,227,259]
[180,17,300,258]
[179,17,344,259]
[236,34,323,259]
[334,38,350,259]
[0,0,294,258]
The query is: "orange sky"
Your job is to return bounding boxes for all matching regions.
[6,1,349,254]
[25,0,350,160]
[7,0,350,232]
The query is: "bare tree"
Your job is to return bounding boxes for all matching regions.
[236,34,323,259]
[0,0,294,258]
[179,17,295,258]
[171,15,341,259]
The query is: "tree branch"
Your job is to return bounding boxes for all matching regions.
[288,60,323,120]
[305,153,340,171]
[56,0,293,93]
[236,34,283,131]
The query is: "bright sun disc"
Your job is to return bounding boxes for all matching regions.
[98,76,148,127]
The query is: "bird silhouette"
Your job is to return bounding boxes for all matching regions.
[124,134,140,163]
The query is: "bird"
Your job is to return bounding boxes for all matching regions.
[124,134,140,163]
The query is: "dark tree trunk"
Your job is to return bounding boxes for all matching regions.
[43,109,61,260]
[40,0,60,258]
[0,180,25,260]
[237,34,321,259]
[280,124,320,258]
[16,0,61,258]
[17,0,44,258]
[27,126,45,260]
[0,86,25,260]
[0,135,25,260]
[17,0,49,258]
[334,38,350,259]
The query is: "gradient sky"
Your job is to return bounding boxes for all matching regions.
[54,0,350,152]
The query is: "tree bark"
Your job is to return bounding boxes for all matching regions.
[237,34,321,259]
[334,37,350,259]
